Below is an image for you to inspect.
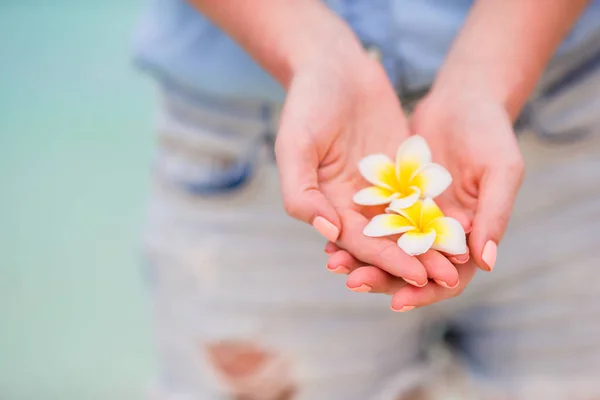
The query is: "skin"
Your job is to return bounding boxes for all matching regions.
[189,0,590,308]
[325,0,590,309]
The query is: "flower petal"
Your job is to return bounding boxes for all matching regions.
[397,229,436,256]
[386,186,420,209]
[363,214,416,237]
[428,217,467,255]
[388,198,422,227]
[396,135,432,182]
[353,186,399,206]
[411,163,452,198]
[420,197,444,227]
[358,154,397,190]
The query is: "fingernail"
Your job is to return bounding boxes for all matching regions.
[313,216,340,242]
[326,265,349,274]
[450,253,470,264]
[434,279,459,289]
[324,242,337,254]
[482,240,497,271]
[404,279,428,288]
[348,284,372,293]
[391,305,416,313]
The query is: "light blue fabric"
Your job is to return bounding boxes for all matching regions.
[132,0,600,102]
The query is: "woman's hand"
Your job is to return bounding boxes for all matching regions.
[325,241,476,312]
[411,92,525,271]
[324,91,525,310]
[189,0,460,287]
[275,46,443,287]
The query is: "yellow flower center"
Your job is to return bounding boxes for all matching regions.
[393,160,421,195]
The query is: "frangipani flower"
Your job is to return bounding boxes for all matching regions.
[353,135,452,209]
[363,198,467,256]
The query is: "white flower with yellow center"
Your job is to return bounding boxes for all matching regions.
[363,198,467,256]
[353,135,452,209]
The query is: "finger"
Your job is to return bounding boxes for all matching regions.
[470,159,524,271]
[275,105,341,242]
[346,266,408,294]
[448,250,470,265]
[438,241,471,265]
[390,261,478,312]
[337,209,429,286]
[324,241,340,255]
[416,250,459,289]
[325,249,365,275]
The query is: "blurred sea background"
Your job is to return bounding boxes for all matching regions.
[1,1,156,398]
[0,1,504,399]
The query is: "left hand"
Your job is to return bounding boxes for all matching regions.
[326,91,525,309]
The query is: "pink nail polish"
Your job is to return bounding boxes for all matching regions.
[391,305,416,313]
[327,265,349,274]
[482,240,497,271]
[404,279,427,287]
[312,216,340,242]
[450,253,470,264]
[324,242,337,254]
[434,279,459,289]
[348,284,372,293]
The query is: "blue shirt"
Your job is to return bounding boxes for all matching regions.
[132,0,600,103]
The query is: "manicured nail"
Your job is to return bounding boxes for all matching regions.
[450,253,470,264]
[348,284,372,293]
[404,279,428,288]
[391,305,416,313]
[434,279,459,289]
[482,240,497,271]
[324,242,337,254]
[327,265,349,274]
[313,216,340,242]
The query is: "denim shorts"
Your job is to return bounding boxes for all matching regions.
[142,44,600,400]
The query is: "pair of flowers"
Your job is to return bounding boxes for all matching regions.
[354,135,467,256]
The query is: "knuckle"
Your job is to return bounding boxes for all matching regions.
[506,155,525,177]
[375,241,400,267]
[282,198,304,219]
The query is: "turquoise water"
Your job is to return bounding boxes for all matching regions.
[1,2,156,399]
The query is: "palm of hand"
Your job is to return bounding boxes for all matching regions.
[323,95,524,309]
[411,95,524,270]
[276,61,432,285]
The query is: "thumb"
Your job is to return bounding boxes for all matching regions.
[469,161,524,271]
[274,124,341,243]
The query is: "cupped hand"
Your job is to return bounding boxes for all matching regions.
[323,90,524,309]
[325,242,476,311]
[410,91,525,271]
[275,46,458,287]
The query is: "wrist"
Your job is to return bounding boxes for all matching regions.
[283,16,370,88]
[412,86,513,139]
[429,59,528,123]
[191,0,368,89]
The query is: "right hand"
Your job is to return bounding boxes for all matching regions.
[275,42,460,288]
